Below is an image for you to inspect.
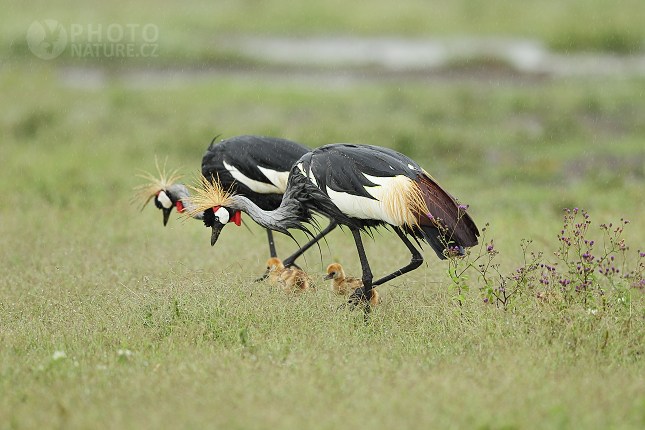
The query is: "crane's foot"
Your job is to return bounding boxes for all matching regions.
[347,287,364,310]
[363,304,371,323]
[346,286,372,315]
[337,287,375,321]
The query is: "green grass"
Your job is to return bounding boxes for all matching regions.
[2,61,645,428]
[3,0,645,66]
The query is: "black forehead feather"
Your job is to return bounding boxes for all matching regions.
[153,192,164,210]
[203,207,215,227]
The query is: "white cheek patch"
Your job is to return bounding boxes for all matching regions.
[157,191,173,209]
[214,207,230,224]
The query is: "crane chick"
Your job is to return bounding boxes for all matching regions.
[325,263,382,305]
[325,263,363,295]
[264,258,312,295]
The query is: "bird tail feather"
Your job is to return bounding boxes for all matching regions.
[414,174,479,250]
[418,224,448,260]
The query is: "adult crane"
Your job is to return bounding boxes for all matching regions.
[134,135,337,268]
[185,143,479,304]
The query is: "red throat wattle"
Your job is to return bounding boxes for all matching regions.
[175,200,185,213]
[231,211,241,226]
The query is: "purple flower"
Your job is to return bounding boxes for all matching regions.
[458,205,468,211]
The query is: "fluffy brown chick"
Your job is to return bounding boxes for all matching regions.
[325,263,382,305]
[325,263,363,295]
[264,258,312,295]
[264,257,285,286]
[368,289,383,305]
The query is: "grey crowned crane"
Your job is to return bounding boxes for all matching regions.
[185,143,479,305]
[134,135,336,268]
[133,158,203,223]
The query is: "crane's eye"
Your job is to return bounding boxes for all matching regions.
[157,191,173,209]
[214,207,230,224]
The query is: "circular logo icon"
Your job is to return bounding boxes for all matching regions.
[27,20,67,60]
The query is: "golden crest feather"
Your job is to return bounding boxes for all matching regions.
[184,173,236,218]
[406,182,431,227]
[132,156,184,210]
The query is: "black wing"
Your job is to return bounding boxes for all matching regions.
[202,135,310,185]
[289,143,478,252]
[202,135,311,210]
[287,144,423,230]
[305,144,422,200]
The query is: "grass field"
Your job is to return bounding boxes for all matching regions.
[2,64,645,428]
[2,2,645,428]
[3,0,645,64]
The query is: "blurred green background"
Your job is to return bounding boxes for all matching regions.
[2,1,645,428]
[3,0,644,252]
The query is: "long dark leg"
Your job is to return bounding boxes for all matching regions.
[282,220,337,268]
[371,227,424,287]
[266,229,277,258]
[266,227,302,270]
[351,228,373,288]
[346,228,374,317]
[253,229,280,282]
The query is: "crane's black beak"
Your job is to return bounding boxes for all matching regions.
[162,207,172,226]
[323,273,334,280]
[211,224,224,246]
[255,268,270,282]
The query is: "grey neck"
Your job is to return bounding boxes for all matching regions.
[228,195,305,235]
[167,184,204,220]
